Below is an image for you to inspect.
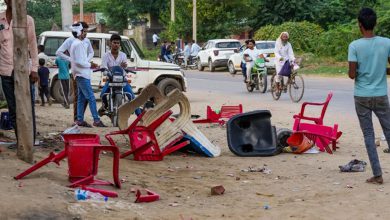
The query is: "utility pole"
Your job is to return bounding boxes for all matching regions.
[192,0,197,42]
[12,0,34,163]
[80,0,84,22]
[171,0,175,22]
[60,0,73,31]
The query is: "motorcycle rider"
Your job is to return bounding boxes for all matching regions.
[183,41,192,68]
[243,39,261,83]
[98,34,141,116]
[240,40,249,82]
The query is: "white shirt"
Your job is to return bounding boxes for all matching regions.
[190,43,201,56]
[243,48,260,64]
[70,38,92,79]
[152,34,160,43]
[274,42,295,74]
[183,44,191,57]
[101,51,127,69]
[56,36,94,62]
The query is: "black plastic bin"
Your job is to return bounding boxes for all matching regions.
[226,110,281,156]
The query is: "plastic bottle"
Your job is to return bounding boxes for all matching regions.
[74,189,108,202]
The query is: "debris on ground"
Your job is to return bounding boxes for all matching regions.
[211,185,225,195]
[169,202,180,207]
[339,159,367,172]
[241,166,272,174]
[256,192,274,197]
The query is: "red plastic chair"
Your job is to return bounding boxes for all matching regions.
[106,110,189,161]
[193,104,243,125]
[292,92,342,153]
[14,134,121,192]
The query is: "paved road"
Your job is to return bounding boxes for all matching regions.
[184,70,357,112]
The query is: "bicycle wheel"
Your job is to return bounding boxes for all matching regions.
[288,74,304,103]
[270,74,281,100]
[258,71,267,93]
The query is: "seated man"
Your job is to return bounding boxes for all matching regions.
[99,34,141,115]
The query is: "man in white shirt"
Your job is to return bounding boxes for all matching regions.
[56,22,95,121]
[243,39,261,83]
[99,34,141,116]
[69,23,105,127]
[190,40,201,57]
[152,32,160,47]
[183,41,192,68]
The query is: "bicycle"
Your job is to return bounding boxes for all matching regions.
[270,61,304,103]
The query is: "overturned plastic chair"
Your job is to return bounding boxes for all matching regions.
[14,134,121,192]
[227,110,281,156]
[292,92,342,154]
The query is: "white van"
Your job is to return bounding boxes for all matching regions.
[38,31,187,102]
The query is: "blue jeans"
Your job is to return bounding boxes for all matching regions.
[100,81,141,115]
[355,96,390,177]
[164,54,173,62]
[76,77,100,122]
[241,62,247,81]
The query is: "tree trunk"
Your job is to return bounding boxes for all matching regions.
[13,0,33,163]
[60,0,73,31]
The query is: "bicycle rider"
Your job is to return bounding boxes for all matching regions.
[274,32,295,91]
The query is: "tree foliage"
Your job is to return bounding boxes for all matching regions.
[27,0,62,35]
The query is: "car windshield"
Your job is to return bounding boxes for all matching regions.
[216,42,241,49]
[256,42,275,50]
[129,38,145,59]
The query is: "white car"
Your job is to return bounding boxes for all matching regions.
[227,41,276,74]
[197,39,241,72]
[38,31,187,103]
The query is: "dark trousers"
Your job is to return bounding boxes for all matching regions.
[1,74,36,142]
[72,77,88,121]
[39,85,50,104]
[60,79,70,106]
[355,95,390,177]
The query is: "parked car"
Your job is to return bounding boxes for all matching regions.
[197,39,241,72]
[228,41,276,75]
[38,31,187,103]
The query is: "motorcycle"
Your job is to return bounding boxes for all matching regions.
[173,51,185,66]
[94,66,136,127]
[246,57,268,93]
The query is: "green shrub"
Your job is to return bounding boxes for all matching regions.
[315,23,360,61]
[377,10,390,38]
[254,21,324,53]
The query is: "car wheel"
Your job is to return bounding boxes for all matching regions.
[197,58,204,71]
[51,78,75,103]
[157,78,183,96]
[228,61,236,75]
[209,59,215,72]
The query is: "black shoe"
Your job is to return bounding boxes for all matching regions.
[93,120,106,127]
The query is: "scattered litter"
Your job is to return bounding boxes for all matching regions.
[377,189,384,192]
[121,178,127,183]
[193,176,202,180]
[235,177,240,181]
[135,189,160,203]
[241,166,272,174]
[303,147,320,154]
[256,192,274,197]
[226,174,234,177]
[346,185,353,189]
[339,159,367,172]
[333,182,341,185]
[169,202,180,207]
[211,185,225,195]
[294,198,304,202]
[63,125,81,134]
[263,204,271,210]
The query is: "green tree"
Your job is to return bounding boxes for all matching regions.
[27,0,62,35]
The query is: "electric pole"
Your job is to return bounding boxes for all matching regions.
[171,0,175,22]
[80,0,84,22]
[192,0,197,42]
[60,0,73,31]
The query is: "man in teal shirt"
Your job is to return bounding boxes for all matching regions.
[55,53,70,109]
[348,8,390,184]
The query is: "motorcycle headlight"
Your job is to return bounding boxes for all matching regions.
[113,75,123,82]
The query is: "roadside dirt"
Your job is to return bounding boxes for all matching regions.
[1,89,389,220]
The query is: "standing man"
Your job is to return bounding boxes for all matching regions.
[160,41,167,62]
[0,0,38,139]
[56,21,94,121]
[152,32,160,47]
[70,23,105,127]
[55,51,70,109]
[348,8,390,184]
[183,41,191,68]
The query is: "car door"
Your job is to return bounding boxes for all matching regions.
[199,41,210,64]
